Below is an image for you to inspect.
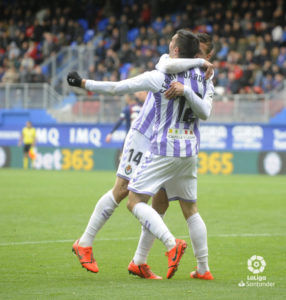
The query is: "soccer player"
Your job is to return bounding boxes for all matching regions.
[18,121,36,169]
[129,33,215,281]
[105,94,144,143]
[68,30,213,279]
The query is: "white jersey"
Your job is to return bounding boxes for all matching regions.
[132,91,155,140]
[152,69,213,157]
[85,67,213,157]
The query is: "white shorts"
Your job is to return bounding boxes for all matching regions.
[117,129,151,181]
[128,153,197,202]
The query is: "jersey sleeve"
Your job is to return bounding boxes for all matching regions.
[183,79,214,121]
[85,71,164,95]
[156,54,206,74]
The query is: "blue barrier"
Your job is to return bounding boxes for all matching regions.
[0,123,286,151]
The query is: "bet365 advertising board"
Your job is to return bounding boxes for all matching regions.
[0,124,286,175]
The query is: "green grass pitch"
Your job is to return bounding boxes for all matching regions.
[0,169,285,299]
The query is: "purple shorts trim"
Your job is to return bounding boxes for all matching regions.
[169,197,197,202]
[128,186,155,197]
[116,173,131,182]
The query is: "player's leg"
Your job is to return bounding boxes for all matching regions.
[23,145,30,169]
[127,154,187,279]
[72,176,128,272]
[179,200,213,279]
[164,155,213,279]
[128,189,169,279]
[78,129,146,247]
[131,189,169,265]
[73,130,147,272]
[79,176,128,247]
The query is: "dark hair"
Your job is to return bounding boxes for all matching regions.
[175,29,200,58]
[197,33,214,55]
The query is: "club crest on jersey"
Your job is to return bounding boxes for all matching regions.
[125,164,132,175]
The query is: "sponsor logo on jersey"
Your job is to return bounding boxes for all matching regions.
[167,128,194,140]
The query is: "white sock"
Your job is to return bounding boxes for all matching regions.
[187,213,209,274]
[133,213,165,265]
[132,203,175,251]
[79,190,118,247]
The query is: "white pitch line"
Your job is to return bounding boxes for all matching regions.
[0,233,285,247]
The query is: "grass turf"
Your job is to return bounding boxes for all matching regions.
[0,169,285,299]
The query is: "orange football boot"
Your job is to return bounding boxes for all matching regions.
[190,269,214,280]
[165,239,187,279]
[72,240,99,273]
[128,261,162,279]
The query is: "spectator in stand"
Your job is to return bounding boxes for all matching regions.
[0,0,285,94]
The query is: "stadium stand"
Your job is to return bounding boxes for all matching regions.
[0,0,285,124]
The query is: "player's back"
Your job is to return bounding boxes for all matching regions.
[151,67,207,157]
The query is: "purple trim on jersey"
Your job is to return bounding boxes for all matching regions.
[190,69,199,94]
[151,92,162,154]
[160,98,173,156]
[199,68,207,97]
[116,173,131,182]
[173,72,185,157]
[190,69,200,155]
[184,117,192,156]
[127,186,155,197]
[132,91,152,132]
[169,197,197,202]
[194,119,200,154]
[140,104,155,135]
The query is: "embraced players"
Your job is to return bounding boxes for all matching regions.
[67,30,214,280]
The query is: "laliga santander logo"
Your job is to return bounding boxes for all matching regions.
[248,255,266,274]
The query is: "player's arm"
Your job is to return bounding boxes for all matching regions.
[155,54,214,80]
[67,71,162,95]
[106,110,126,143]
[165,80,214,120]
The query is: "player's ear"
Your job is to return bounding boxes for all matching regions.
[174,47,179,56]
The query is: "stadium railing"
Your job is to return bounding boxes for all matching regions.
[0,83,63,110]
[1,82,285,124]
[40,35,103,95]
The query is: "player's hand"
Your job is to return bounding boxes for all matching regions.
[105,133,112,143]
[67,71,82,87]
[165,82,184,99]
[203,61,214,80]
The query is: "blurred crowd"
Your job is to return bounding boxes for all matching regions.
[0,0,285,95]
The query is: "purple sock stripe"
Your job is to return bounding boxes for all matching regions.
[144,220,151,231]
